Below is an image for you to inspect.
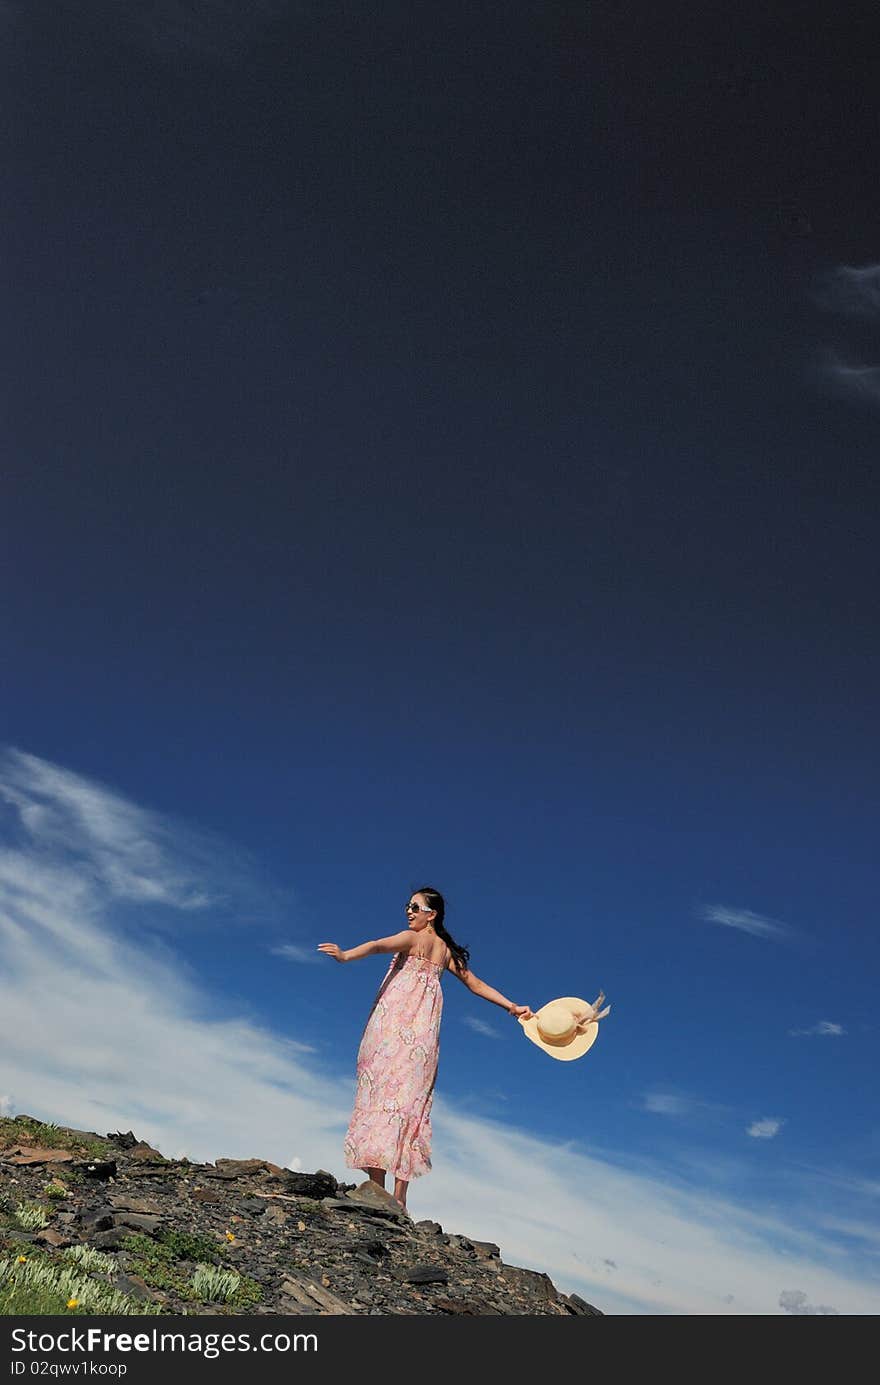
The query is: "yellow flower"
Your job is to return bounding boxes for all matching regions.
[66,1298,78,1310]
[16,1256,26,1264]
[225,1230,235,1241]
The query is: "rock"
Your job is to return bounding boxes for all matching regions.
[112,1272,159,1302]
[563,1293,604,1316]
[127,1142,166,1163]
[107,1196,164,1215]
[280,1275,356,1315]
[112,1213,162,1235]
[73,1159,117,1180]
[343,1181,411,1220]
[34,1227,74,1248]
[90,1228,133,1250]
[79,1209,115,1233]
[471,1240,500,1260]
[397,1264,449,1285]
[2,1145,74,1166]
[279,1170,338,1199]
[238,1198,267,1215]
[213,1159,270,1176]
[106,1131,139,1150]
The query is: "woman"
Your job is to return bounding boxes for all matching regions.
[318,886,532,1209]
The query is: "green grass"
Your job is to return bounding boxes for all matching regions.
[0,1253,161,1316]
[157,1228,226,1262]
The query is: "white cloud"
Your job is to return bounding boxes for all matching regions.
[462,1016,502,1040]
[0,1093,13,1117]
[788,1020,845,1037]
[747,1118,784,1140]
[701,904,791,941]
[822,352,880,407]
[270,943,321,965]
[814,1217,880,1248]
[642,1092,692,1117]
[820,263,880,318]
[2,749,879,1315]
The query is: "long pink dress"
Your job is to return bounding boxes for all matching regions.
[343,950,446,1181]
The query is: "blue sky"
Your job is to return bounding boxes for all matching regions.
[1,2,879,1315]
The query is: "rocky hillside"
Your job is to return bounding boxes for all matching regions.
[0,1115,602,1317]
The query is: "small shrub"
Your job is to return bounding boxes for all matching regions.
[63,1245,117,1274]
[296,1198,323,1215]
[44,1181,69,1200]
[120,1233,197,1301]
[191,1264,241,1302]
[158,1228,225,1262]
[14,1202,49,1231]
[190,1264,262,1309]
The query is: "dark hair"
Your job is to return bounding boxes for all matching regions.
[414,886,470,973]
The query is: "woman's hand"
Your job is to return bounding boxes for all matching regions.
[509,1003,533,1020]
[317,943,347,963]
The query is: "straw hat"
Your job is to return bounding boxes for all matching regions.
[520,994,610,1062]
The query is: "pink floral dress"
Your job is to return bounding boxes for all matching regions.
[343,949,446,1181]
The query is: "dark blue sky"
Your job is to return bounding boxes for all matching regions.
[1,1,879,1313]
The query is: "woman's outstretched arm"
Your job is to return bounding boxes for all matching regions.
[450,960,532,1018]
[318,930,413,963]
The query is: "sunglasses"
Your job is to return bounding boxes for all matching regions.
[406,902,433,913]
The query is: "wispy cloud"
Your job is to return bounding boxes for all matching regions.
[815,266,880,407]
[2,749,878,1314]
[642,1092,693,1117]
[819,263,880,318]
[822,352,880,407]
[788,1020,845,1038]
[747,1118,784,1140]
[701,904,792,941]
[815,1217,880,1248]
[270,942,321,965]
[462,1016,502,1040]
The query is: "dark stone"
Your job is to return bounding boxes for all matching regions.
[90,1228,132,1250]
[74,1159,117,1181]
[106,1131,139,1150]
[398,1264,449,1285]
[280,1171,338,1199]
[79,1209,114,1233]
[471,1240,501,1260]
[112,1273,158,1302]
[358,1239,389,1260]
[113,1212,162,1234]
[238,1198,267,1215]
[564,1293,604,1316]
